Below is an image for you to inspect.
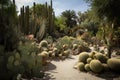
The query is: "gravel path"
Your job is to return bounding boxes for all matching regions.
[44,55,119,80]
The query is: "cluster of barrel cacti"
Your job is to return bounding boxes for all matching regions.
[76,51,120,73]
[38,39,71,60]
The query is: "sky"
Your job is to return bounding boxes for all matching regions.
[15,0,90,16]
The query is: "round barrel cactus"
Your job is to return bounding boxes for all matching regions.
[78,52,89,63]
[94,53,107,63]
[85,64,91,71]
[107,58,120,72]
[102,63,109,71]
[39,40,48,48]
[63,50,70,57]
[77,62,85,71]
[90,60,103,73]
[89,51,96,59]
[87,58,92,64]
[72,44,78,50]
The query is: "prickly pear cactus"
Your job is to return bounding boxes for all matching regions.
[15,52,21,60]
[8,56,14,63]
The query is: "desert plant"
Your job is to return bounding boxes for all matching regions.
[63,50,70,57]
[39,40,48,48]
[77,62,85,71]
[102,63,109,71]
[55,36,73,50]
[107,58,120,72]
[90,60,103,73]
[72,44,78,50]
[87,58,92,64]
[85,64,91,71]
[89,51,96,59]
[94,53,107,63]
[78,52,89,63]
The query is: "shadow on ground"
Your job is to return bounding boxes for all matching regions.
[46,62,57,71]
[88,71,120,80]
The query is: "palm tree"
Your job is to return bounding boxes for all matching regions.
[62,10,77,28]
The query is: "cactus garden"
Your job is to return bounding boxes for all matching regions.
[0,0,120,80]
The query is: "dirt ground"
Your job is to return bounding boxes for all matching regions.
[43,55,120,80]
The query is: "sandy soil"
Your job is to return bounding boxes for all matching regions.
[43,55,120,80]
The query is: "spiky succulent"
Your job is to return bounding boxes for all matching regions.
[87,58,92,64]
[39,40,48,48]
[85,64,91,71]
[94,53,107,63]
[90,60,103,73]
[107,58,120,72]
[77,62,85,71]
[78,52,89,63]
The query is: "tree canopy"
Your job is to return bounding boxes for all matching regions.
[62,10,77,28]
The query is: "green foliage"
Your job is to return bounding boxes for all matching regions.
[62,10,77,28]
[78,52,89,63]
[55,16,66,31]
[90,60,103,73]
[90,0,120,24]
[8,55,14,63]
[107,58,120,72]
[44,36,53,44]
[55,36,73,50]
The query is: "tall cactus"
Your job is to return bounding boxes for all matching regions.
[20,6,25,34]
[25,6,29,34]
[47,0,55,35]
[45,2,48,18]
[33,2,36,36]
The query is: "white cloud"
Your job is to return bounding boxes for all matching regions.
[16,0,34,10]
